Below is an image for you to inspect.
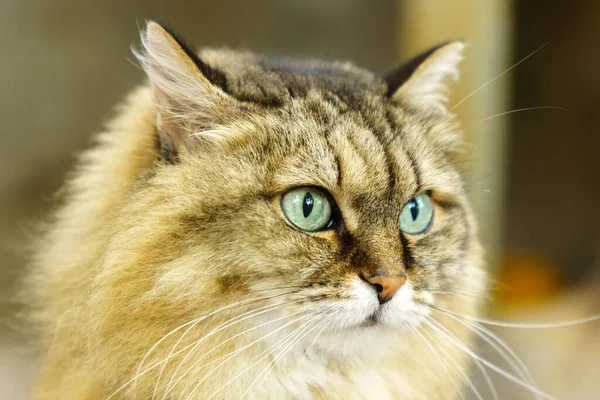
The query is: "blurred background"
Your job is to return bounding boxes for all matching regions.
[0,0,598,399]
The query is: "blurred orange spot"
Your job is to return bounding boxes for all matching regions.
[496,250,562,306]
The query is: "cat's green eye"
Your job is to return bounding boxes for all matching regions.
[281,187,333,232]
[399,193,434,235]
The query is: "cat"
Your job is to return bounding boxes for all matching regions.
[25,21,486,399]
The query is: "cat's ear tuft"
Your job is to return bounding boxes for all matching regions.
[136,21,228,161]
[384,41,465,113]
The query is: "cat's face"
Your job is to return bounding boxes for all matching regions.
[142,101,471,330]
[106,23,483,356]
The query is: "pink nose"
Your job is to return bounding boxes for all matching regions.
[366,275,407,304]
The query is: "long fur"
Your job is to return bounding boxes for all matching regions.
[25,22,486,399]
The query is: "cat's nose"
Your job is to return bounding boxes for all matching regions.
[366,274,407,304]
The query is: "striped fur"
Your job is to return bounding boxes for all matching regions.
[26,22,485,399]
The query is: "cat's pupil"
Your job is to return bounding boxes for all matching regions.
[303,193,314,218]
[409,200,419,221]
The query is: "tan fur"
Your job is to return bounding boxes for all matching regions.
[25,22,486,399]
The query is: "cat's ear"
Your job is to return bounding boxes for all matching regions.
[136,21,229,160]
[384,41,464,113]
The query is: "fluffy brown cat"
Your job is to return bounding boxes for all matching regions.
[26,21,486,399]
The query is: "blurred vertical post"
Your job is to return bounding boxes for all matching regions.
[397,0,513,272]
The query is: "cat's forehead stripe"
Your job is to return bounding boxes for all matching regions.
[402,148,422,192]
[200,48,385,110]
[325,123,420,209]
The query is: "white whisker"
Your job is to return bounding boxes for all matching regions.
[184,314,318,400]
[239,316,325,400]
[106,293,296,400]
[424,317,499,400]
[424,317,558,400]
[303,314,332,360]
[432,305,537,391]
[428,303,600,329]
[155,303,298,390]
[428,290,489,300]
[452,42,549,110]
[472,346,499,400]
[157,301,296,399]
[472,321,538,392]
[163,306,305,397]
[475,106,569,124]
[412,326,469,400]
[423,325,491,400]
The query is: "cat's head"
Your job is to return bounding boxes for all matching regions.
[105,21,484,353]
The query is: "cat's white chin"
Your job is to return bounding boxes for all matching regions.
[308,280,431,357]
[257,280,431,360]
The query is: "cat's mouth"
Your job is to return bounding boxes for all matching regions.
[358,312,380,328]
